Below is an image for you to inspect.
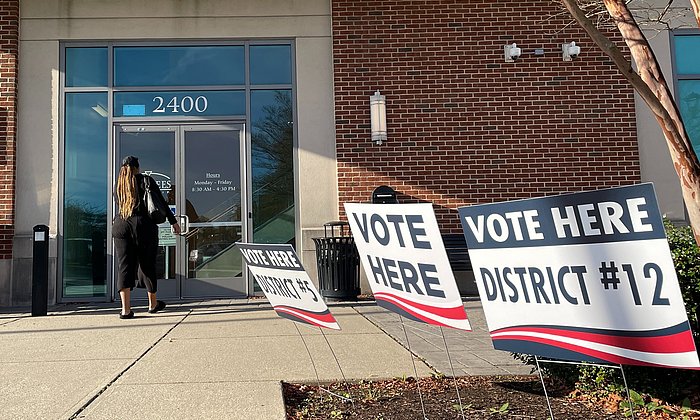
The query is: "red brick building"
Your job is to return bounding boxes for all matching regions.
[332,1,639,232]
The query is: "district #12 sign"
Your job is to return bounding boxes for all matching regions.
[236,243,340,330]
[345,202,471,331]
[458,183,700,369]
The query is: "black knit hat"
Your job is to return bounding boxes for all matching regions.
[121,156,139,168]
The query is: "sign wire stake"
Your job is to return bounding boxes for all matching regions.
[620,364,635,420]
[439,326,466,420]
[534,355,556,420]
[319,326,356,410]
[534,358,637,420]
[399,314,428,420]
[294,323,326,401]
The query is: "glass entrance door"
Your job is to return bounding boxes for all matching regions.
[115,124,247,299]
[180,125,245,297]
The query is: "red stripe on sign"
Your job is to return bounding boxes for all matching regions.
[274,306,337,323]
[276,309,326,328]
[492,334,700,369]
[375,295,463,329]
[374,292,467,320]
[494,326,696,354]
[494,334,657,366]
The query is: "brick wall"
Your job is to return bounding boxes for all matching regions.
[332,0,639,233]
[0,1,18,258]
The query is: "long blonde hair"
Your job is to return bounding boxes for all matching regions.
[116,164,139,218]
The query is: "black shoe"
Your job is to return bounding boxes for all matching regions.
[119,311,134,319]
[148,300,166,314]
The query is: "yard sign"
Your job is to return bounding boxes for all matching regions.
[345,203,471,331]
[458,184,699,369]
[237,243,340,330]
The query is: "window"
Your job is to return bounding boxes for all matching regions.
[61,42,295,301]
[250,45,292,85]
[65,48,108,87]
[674,33,700,156]
[114,46,245,86]
[63,92,108,298]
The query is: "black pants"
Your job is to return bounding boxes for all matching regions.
[112,214,159,293]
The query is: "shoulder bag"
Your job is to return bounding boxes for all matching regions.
[143,176,167,224]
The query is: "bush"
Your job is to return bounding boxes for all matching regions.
[663,219,700,338]
[512,219,700,403]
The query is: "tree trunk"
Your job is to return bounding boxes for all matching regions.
[560,0,700,245]
[691,0,700,28]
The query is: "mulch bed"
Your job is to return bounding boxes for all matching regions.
[284,375,631,419]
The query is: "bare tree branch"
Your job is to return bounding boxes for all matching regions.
[559,0,700,244]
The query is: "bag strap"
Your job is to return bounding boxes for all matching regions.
[138,175,150,213]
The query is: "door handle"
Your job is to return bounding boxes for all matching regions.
[177,214,190,235]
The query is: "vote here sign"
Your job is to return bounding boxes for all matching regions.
[458,184,699,369]
[345,203,471,331]
[237,243,340,330]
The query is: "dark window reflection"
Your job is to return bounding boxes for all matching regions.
[117,131,175,202]
[184,130,241,223]
[250,45,292,85]
[63,93,108,297]
[679,81,700,157]
[66,48,108,87]
[251,90,295,245]
[114,46,245,87]
[675,36,700,75]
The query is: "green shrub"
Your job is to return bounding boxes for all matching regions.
[663,219,700,338]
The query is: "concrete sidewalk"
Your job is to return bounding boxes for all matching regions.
[0,299,528,419]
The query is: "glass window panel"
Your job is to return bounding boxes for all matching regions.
[114,46,244,86]
[679,80,700,157]
[251,90,295,245]
[182,129,244,283]
[250,45,292,85]
[675,36,700,75]
[113,90,245,117]
[65,48,108,87]
[184,130,241,223]
[187,227,242,279]
[63,93,108,298]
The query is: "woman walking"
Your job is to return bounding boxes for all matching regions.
[113,156,180,319]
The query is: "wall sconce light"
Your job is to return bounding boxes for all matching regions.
[370,90,387,145]
[562,41,581,61]
[504,43,522,62]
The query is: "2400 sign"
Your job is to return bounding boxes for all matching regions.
[152,95,208,113]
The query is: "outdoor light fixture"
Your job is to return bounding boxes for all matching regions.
[504,43,522,62]
[370,90,387,145]
[562,41,581,61]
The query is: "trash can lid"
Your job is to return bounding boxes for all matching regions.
[323,221,349,227]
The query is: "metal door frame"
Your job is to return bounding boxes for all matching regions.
[112,122,249,300]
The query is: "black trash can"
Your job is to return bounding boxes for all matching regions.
[313,221,360,301]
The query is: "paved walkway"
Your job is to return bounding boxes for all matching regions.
[357,299,532,376]
[0,299,529,419]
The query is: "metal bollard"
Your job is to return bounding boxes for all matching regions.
[32,224,49,317]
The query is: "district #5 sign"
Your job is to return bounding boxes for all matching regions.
[236,243,340,330]
[458,183,699,369]
[345,202,471,331]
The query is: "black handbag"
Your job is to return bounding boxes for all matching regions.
[143,176,167,224]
